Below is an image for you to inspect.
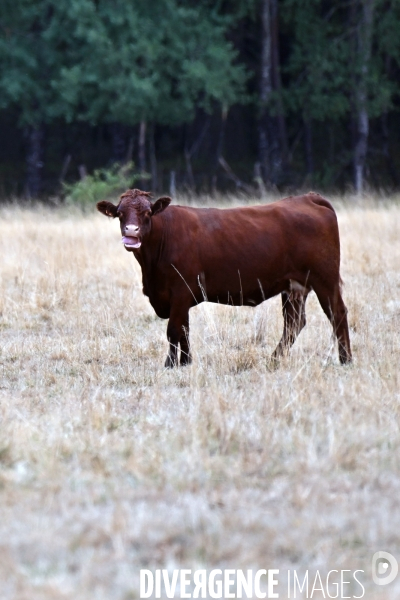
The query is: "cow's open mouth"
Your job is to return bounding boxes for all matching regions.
[122,236,141,249]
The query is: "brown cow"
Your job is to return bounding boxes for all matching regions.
[97,189,352,367]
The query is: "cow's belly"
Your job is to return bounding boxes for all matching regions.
[206,280,287,307]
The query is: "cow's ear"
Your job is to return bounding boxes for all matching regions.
[151,196,171,216]
[97,200,118,218]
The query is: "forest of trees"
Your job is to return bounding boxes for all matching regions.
[1,0,400,198]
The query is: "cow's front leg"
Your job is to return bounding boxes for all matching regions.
[165,306,191,368]
[179,320,192,366]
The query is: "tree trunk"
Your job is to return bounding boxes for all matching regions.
[354,0,375,194]
[258,0,273,185]
[303,118,314,178]
[382,111,398,186]
[184,115,210,192]
[211,105,228,194]
[59,154,71,185]
[110,123,126,164]
[26,124,44,198]
[270,0,288,167]
[354,105,369,194]
[184,148,195,191]
[126,135,134,164]
[258,0,284,187]
[381,54,398,186]
[169,171,176,197]
[149,123,158,192]
[138,120,147,189]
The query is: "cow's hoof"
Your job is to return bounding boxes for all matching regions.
[165,355,177,368]
[267,354,281,371]
[339,355,353,365]
[180,354,192,367]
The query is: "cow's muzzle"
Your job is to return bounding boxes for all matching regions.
[122,225,141,249]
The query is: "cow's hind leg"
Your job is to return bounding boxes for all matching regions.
[313,281,352,364]
[165,303,191,368]
[272,289,308,361]
[179,324,192,366]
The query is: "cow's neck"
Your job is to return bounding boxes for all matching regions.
[134,214,166,296]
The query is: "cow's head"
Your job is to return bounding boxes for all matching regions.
[97,189,171,251]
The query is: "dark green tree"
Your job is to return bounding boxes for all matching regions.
[0,0,246,195]
[281,0,400,190]
[0,0,95,195]
[56,0,247,187]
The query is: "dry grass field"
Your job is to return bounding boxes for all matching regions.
[0,194,400,599]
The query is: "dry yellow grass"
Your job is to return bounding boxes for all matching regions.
[0,196,400,599]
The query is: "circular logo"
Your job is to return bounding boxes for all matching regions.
[372,552,398,586]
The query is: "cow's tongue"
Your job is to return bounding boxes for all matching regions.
[122,236,141,248]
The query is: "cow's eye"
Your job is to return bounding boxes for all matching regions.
[117,211,122,219]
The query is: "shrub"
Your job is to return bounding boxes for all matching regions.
[63,163,147,207]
